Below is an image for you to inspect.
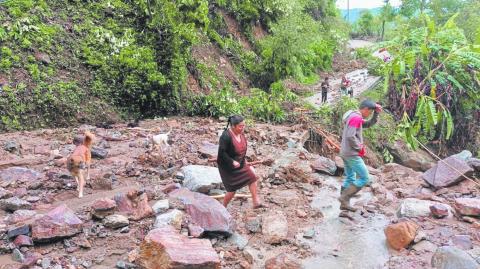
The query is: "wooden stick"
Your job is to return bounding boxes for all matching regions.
[210,194,252,199]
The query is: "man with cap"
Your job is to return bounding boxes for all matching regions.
[338,99,382,212]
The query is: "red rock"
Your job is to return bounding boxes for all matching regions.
[430,204,449,218]
[31,204,83,242]
[13,188,28,198]
[384,221,419,250]
[162,183,181,194]
[454,198,480,216]
[114,191,153,221]
[169,188,234,235]
[265,253,301,269]
[139,226,220,269]
[91,198,116,219]
[14,235,33,247]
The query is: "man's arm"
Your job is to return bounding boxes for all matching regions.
[363,111,379,128]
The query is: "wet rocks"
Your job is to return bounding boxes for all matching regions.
[265,253,301,269]
[430,204,450,218]
[138,226,220,269]
[0,197,32,212]
[31,204,83,242]
[310,156,337,175]
[422,156,474,188]
[114,190,153,221]
[169,188,234,235]
[91,198,116,219]
[262,212,288,244]
[152,199,169,215]
[103,214,129,229]
[180,165,222,194]
[431,246,479,269]
[384,221,419,250]
[397,198,451,218]
[154,209,184,230]
[454,198,480,217]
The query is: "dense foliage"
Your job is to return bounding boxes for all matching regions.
[0,0,344,130]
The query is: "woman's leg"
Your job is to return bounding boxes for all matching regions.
[223,191,236,207]
[248,181,260,207]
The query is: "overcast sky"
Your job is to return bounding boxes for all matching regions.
[336,0,402,9]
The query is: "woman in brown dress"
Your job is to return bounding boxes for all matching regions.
[217,115,265,208]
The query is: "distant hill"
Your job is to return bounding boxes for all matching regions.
[340,7,382,23]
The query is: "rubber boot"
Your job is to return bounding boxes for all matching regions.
[338,185,361,212]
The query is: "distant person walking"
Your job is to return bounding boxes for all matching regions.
[320,77,330,103]
[338,99,382,213]
[340,75,351,97]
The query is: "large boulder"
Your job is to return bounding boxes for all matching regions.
[169,188,234,235]
[262,212,288,244]
[384,221,419,250]
[31,204,83,242]
[310,156,337,175]
[386,140,435,172]
[114,190,153,221]
[138,226,220,269]
[431,246,479,269]
[422,156,474,188]
[181,165,223,193]
[0,167,42,184]
[454,198,480,217]
[397,198,452,218]
[198,141,218,158]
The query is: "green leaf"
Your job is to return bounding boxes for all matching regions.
[425,99,438,126]
[444,109,454,139]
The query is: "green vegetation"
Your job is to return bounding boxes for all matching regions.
[0,0,343,131]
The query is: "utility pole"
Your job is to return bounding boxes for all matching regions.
[347,0,350,23]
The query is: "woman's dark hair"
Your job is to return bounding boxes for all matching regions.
[225,115,244,130]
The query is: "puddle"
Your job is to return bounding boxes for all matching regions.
[304,177,390,269]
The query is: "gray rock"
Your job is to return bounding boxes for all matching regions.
[12,248,24,262]
[431,246,478,269]
[103,214,129,229]
[208,189,225,196]
[4,141,19,153]
[245,217,261,233]
[303,228,315,239]
[41,257,51,269]
[154,209,183,230]
[227,232,248,250]
[467,158,480,172]
[386,140,435,171]
[1,197,32,212]
[397,198,451,218]
[423,156,474,188]
[198,141,218,158]
[181,165,222,194]
[152,199,169,215]
[452,235,473,250]
[412,240,437,252]
[310,156,337,175]
[91,147,108,159]
[0,167,42,184]
[452,150,473,161]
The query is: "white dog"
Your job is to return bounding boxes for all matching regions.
[149,127,172,150]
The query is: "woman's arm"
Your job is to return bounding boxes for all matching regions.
[218,132,235,169]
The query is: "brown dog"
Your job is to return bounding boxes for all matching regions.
[67,131,94,198]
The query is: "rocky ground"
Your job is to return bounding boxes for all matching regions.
[0,117,479,269]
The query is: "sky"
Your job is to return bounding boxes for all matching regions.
[336,0,402,9]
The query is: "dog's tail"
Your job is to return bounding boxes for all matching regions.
[83,131,95,148]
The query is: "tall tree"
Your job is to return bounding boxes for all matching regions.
[380,0,396,40]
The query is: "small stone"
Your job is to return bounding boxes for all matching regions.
[91,198,116,219]
[41,258,51,269]
[103,215,129,229]
[227,233,248,250]
[120,227,130,233]
[91,147,108,159]
[303,229,315,239]
[265,253,301,269]
[7,224,30,239]
[13,235,33,247]
[454,198,480,217]
[262,213,288,244]
[412,240,437,252]
[1,197,32,212]
[245,217,261,233]
[12,248,25,262]
[0,187,13,199]
[296,209,307,218]
[430,204,449,218]
[187,224,204,238]
[154,209,183,230]
[152,199,169,215]
[4,141,19,153]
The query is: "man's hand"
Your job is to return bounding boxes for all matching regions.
[375,104,383,113]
